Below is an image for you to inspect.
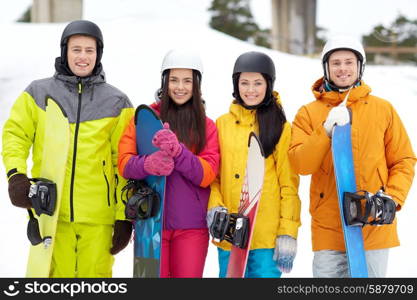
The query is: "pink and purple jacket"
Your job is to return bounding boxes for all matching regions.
[118,103,220,230]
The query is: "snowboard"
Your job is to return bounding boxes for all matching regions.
[133,104,166,277]
[226,132,265,278]
[26,98,70,277]
[332,124,368,277]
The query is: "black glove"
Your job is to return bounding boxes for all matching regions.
[110,220,133,255]
[8,174,32,208]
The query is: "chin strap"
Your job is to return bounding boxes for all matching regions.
[324,78,360,93]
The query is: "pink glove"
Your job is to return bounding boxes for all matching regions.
[144,150,174,176]
[152,122,182,158]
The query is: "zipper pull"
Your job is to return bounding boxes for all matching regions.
[78,82,82,94]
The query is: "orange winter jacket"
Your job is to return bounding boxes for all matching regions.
[289,78,416,251]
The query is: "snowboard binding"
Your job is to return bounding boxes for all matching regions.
[209,210,249,249]
[26,178,57,246]
[28,178,57,217]
[122,179,160,220]
[343,190,396,227]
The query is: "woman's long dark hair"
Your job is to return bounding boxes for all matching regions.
[257,74,286,157]
[159,69,206,154]
[234,73,286,157]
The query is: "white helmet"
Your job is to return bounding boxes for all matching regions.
[156,49,204,101]
[321,35,366,88]
[161,49,203,75]
[321,35,366,64]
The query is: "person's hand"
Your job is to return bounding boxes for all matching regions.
[371,190,397,224]
[8,174,32,208]
[206,206,228,228]
[273,235,297,273]
[144,150,174,176]
[110,220,133,255]
[323,106,350,137]
[152,122,182,158]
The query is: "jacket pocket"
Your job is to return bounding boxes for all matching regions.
[102,160,110,207]
[319,149,332,175]
[114,174,119,205]
[377,166,388,190]
[312,151,332,213]
[310,173,324,213]
[311,157,337,216]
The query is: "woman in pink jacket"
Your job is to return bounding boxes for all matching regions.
[118,49,220,277]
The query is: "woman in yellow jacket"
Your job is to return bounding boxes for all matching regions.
[208,51,301,278]
[289,36,416,277]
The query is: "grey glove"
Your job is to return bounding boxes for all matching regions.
[273,235,297,273]
[206,206,227,228]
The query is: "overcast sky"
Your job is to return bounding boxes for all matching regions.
[251,0,417,40]
[2,0,417,42]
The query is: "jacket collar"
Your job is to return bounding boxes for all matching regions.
[229,91,282,125]
[312,77,371,106]
[150,102,161,113]
[54,56,106,86]
[53,69,106,86]
[229,100,256,125]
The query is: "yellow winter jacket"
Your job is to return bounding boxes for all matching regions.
[209,92,301,250]
[2,73,134,225]
[289,78,416,251]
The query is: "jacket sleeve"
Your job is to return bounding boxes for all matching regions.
[118,115,151,176]
[274,122,301,239]
[384,105,416,208]
[174,118,220,188]
[111,103,135,221]
[289,105,331,175]
[2,91,37,179]
[208,118,225,210]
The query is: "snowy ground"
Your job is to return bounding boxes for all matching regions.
[1,0,417,278]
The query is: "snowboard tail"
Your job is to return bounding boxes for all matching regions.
[332,124,368,278]
[226,133,265,278]
[26,98,70,277]
[133,105,166,278]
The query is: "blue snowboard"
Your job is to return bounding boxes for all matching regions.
[332,124,368,278]
[133,104,166,277]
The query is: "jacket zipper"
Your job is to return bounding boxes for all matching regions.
[103,160,110,206]
[69,81,83,222]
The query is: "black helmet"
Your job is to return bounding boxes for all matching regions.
[60,20,104,72]
[233,51,276,84]
[232,51,276,109]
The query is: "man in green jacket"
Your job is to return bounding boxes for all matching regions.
[2,20,134,277]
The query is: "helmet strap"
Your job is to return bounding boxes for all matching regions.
[236,91,273,110]
[160,69,201,92]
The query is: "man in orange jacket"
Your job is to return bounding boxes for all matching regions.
[289,36,416,277]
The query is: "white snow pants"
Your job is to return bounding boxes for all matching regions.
[313,249,389,277]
